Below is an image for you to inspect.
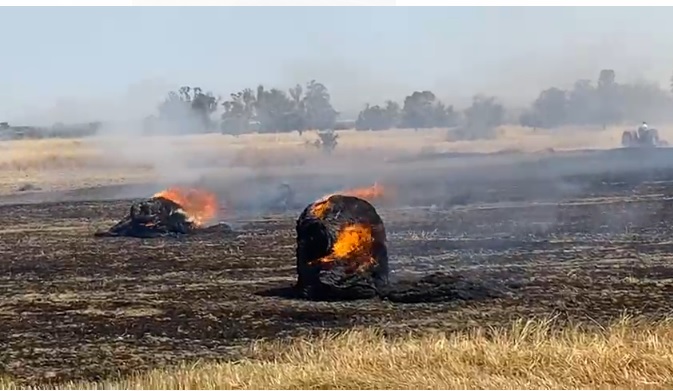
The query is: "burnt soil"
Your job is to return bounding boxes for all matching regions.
[5,160,673,385]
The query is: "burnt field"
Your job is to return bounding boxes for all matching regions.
[4,153,673,385]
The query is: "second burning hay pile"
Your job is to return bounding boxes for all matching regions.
[95,187,231,238]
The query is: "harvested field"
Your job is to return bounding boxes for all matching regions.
[3,149,673,386]
[7,318,673,389]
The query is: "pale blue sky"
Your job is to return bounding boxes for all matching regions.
[3,7,673,123]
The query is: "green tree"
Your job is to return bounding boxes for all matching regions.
[596,69,621,127]
[453,95,504,140]
[157,86,218,133]
[355,100,400,131]
[221,90,253,135]
[302,80,338,130]
[520,87,567,128]
[566,79,598,125]
[256,86,298,133]
[400,91,456,129]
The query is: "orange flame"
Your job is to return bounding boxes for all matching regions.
[309,198,332,219]
[309,182,389,220]
[152,186,218,227]
[340,182,386,202]
[311,223,376,273]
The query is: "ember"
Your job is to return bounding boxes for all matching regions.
[95,187,230,238]
[296,194,389,300]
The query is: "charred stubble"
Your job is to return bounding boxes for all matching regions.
[4,166,673,385]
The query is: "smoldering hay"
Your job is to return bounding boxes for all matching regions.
[94,186,233,238]
[295,194,390,300]
[261,183,505,302]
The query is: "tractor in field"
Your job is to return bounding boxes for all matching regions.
[621,122,668,148]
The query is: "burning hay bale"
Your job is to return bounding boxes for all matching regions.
[295,194,390,300]
[95,187,231,238]
[261,190,505,303]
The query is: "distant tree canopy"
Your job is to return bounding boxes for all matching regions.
[147,68,673,140]
[452,95,505,140]
[355,91,459,131]
[519,69,673,129]
[220,80,338,135]
[156,86,219,132]
[355,101,400,131]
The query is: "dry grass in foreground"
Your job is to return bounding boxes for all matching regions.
[3,316,673,389]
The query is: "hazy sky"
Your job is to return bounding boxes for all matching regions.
[3,7,673,124]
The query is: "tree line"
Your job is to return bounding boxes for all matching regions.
[519,69,673,129]
[152,69,673,140]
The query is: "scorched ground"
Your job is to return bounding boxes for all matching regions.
[3,162,673,385]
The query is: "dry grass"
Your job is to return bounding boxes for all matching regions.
[4,316,673,389]
[0,124,663,194]
[0,138,100,171]
[0,125,616,172]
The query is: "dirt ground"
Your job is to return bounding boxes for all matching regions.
[3,148,673,386]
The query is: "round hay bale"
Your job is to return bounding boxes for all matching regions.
[295,194,389,300]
